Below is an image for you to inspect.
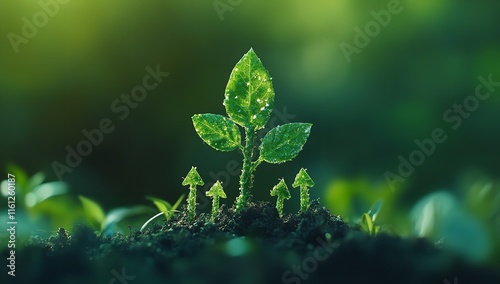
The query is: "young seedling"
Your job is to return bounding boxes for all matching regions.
[205,181,227,221]
[182,167,205,222]
[359,199,383,236]
[359,213,381,236]
[140,194,186,232]
[270,179,291,217]
[146,194,185,221]
[292,168,315,212]
[192,48,312,211]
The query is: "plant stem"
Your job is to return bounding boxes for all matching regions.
[276,197,284,217]
[187,187,196,222]
[211,197,219,221]
[235,126,256,211]
[300,187,310,212]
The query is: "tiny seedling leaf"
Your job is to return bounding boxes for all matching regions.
[182,167,204,187]
[270,179,291,199]
[79,195,106,229]
[146,194,185,220]
[206,181,227,198]
[101,206,155,236]
[165,194,185,220]
[360,212,380,236]
[292,168,315,188]
[223,48,275,130]
[140,211,166,232]
[360,213,374,234]
[171,194,185,211]
[146,196,171,216]
[367,199,383,222]
[192,114,241,152]
[25,181,69,207]
[260,123,312,164]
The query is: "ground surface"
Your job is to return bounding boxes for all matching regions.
[2,201,499,284]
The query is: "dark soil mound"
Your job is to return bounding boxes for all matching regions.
[2,201,499,284]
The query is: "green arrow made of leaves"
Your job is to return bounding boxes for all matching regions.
[292,168,315,212]
[182,167,204,223]
[270,179,291,217]
[206,180,227,221]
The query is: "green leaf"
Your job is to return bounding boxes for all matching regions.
[292,168,315,188]
[367,199,383,222]
[140,211,166,232]
[146,196,172,213]
[166,194,185,220]
[206,181,227,198]
[360,213,374,234]
[171,194,185,211]
[101,206,155,236]
[223,48,275,130]
[146,195,184,220]
[25,181,69,207]
[192,114,241,152]
[182,167,204,187]
[270,179,291,199]
[260,123,312,164]
[79,195,106,229]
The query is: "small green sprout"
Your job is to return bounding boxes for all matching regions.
[360,212,380,236]
[292,168,315,212]
[146,194,185,221]
[359,199,383,236]
[270,179,291,217]
[192,48,312,211]
[182,167,205,222]
[79,195,106,231]
[79,194,156,235]
[140,194,185,232]
[205,181,227,221]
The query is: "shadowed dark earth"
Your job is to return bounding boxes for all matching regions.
[2,201,499,284]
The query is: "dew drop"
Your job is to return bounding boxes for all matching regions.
[253,115,257,119]
[260,107,265,111]
[235,96,238,99]
[246,82,250,86]
[257,99,261,103]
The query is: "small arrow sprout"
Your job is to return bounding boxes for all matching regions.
[270,178,291,217]
[205,180,227,221]
[292,168,315,212]
[182,167,204,223]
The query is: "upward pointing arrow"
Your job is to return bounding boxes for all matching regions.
[182,166,204,187]
[182,167,204,222]
[270,178,291,217]
[206,180,226,221]
[292,168,315,212]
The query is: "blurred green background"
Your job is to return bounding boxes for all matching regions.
[1,0,499,264]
